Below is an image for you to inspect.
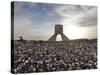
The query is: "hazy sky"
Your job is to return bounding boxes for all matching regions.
[14,1,97,40]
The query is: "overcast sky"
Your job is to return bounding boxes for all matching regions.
[14,1,97,40]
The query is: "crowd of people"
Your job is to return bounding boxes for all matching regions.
[12,39,97,73]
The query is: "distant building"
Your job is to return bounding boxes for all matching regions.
[48,24,69,41]
[19,36,24,41]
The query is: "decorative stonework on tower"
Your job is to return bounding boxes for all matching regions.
[48,24,69,41]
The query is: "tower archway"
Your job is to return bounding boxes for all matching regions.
[56,34,62,41]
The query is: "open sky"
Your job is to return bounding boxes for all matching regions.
[14,1,97,40]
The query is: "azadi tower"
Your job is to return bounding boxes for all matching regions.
[48,24,69,41]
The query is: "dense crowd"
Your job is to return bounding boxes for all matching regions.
[12,40,97,73]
